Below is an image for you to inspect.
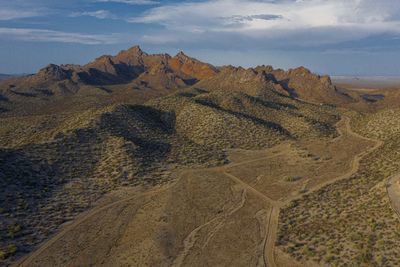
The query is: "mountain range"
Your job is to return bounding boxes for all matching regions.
[0,45,355,116]
[0,74,12,81]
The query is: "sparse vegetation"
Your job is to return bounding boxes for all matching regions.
[285,176,303,182]
[278,108,400,266]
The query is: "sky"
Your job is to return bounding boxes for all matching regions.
[1,0,400,75]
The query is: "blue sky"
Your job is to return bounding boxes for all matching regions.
[1,0,400,75]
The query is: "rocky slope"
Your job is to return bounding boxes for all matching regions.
[255,65,353,105]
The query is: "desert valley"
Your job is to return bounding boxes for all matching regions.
[0,45,400,267]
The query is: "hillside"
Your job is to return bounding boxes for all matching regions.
[0,101,339,266]
[277,109,400,266]
[10,97,386,267]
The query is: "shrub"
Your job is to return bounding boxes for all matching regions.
[7,244,17,255]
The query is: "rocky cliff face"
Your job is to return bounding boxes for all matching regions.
[77,46,217,87]
[256,65,352,105]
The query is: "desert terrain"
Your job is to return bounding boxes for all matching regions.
[15,115,382,267]
[1,47,400,267]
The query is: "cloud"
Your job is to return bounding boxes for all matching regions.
[131,0,400,47]
[70,10,116,19]
[222,14,284,27]
[94,0,159,5]
[226,14,284,23]
[0,9,43,20]
[0,27,128,45]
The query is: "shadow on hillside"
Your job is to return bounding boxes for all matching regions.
[194,99,292,137]
[243,94,298,110]
[0,129,103,256]
[0,94,9,102]
[277,78,299,98]
[99,105,175,169]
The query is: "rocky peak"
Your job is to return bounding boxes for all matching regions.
[121,45,146,58]
[126,45,145,55]
[113,45,148,66]
[174,51,191,61]
[168,52,218,80]
[286,67,333,86]
[219,66,259,78]
[255,65,275,73]
[288,66,312,77]
[94,55,115,65]
[61,64,83,72]
[37,64,70,81]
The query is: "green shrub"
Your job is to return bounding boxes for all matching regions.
[7,244,17,255]
[0,250,5,260]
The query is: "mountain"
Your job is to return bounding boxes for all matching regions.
[0,45,352,114]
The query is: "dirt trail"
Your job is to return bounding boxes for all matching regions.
[285,117,383,203]
[224,149,288,169]
[16,116,384,267]
[172,189,247,267]
[263,206,279,267]
[258,116,383,267]
[222,172,278,205]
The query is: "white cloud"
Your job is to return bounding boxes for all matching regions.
[70,10,116,19]
[0,27,128,45]
[0,9,42,20]
[94,0,159,5]
[131,0,400,46]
